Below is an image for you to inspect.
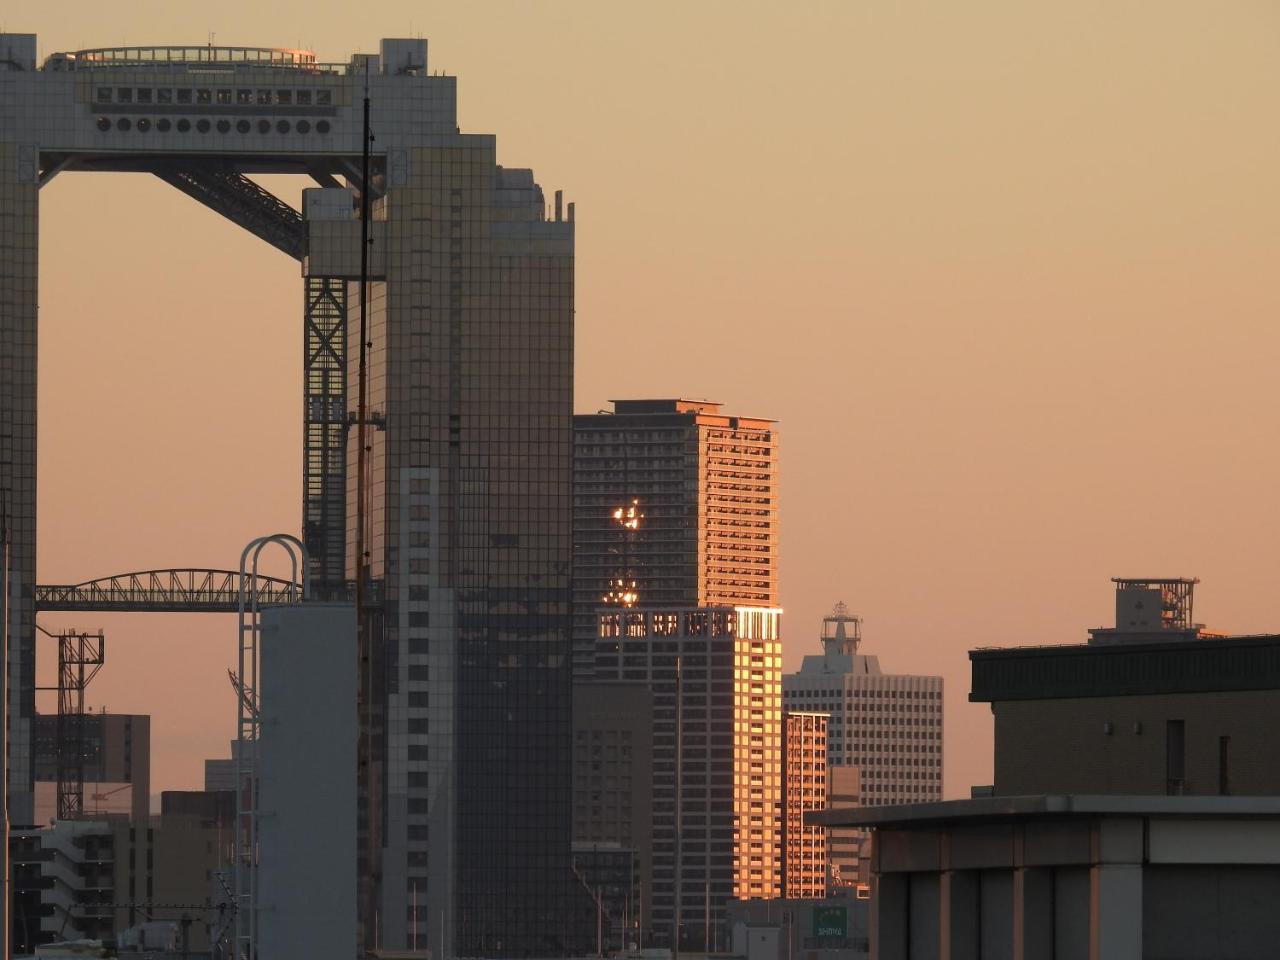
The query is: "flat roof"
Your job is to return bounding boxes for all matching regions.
[807,794,1280,829]
[970,633,1280,702]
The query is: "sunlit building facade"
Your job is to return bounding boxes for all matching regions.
[572,400,778,678]
[783,605,943,806]
[782,711,828,899]
[595,606,782,950]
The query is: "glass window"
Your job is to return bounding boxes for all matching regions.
[116,87,132,103]
[257,89,272,105]
[296,89,312,105]
[276,89,292,105]
[96,87,111,103]
[196,89,211,104]
[177,89,192,104]
[316,89,331,105]
[236,89,252,105]
[136,88,152,104]
[216,89,232,105]
[156,88,172,104]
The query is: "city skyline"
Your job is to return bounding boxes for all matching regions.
[19,0,1280,807]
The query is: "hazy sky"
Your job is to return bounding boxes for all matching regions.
[24,2,1280,800]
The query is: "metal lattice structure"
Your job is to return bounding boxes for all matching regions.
[34,627,106,820]
[303,276,349,595]
[35,569,298,613]
[152,162,304,260]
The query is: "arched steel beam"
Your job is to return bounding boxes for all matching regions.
[34,568,299,613]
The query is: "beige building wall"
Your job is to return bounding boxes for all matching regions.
[993,689,1280,797]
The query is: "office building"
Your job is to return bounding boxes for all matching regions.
[826,766,865,890]
[33,712,149,825]
[782,712,829,900]
[572,682,654,949]
[783,604,943,807]
[972,577,1280,797]
[573,399,778,678]
[595,606,783,950]
[1,34,575,955]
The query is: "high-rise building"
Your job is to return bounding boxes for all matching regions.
[825,765,865,889]
[572,682,654,949]
[782,711,828,899]
[594,606,783,950]
[572,400,778,678]
[1,35,576,955]
[783,604,944,807]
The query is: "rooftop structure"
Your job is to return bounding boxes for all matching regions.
[972,579,1280,797]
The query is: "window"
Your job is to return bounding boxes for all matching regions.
[136,88,152,104]
[277,89,293,105]
[156,88,172,104]
[236,89,253,105]
[297,89,312,105]
[196,89,212,104]
[96,87,111,102]
[317,89,332,105]
[177,89,192,104]
[216,89,232,104]
[1166,720,1186,795]
[257,89,272,105]
[116,87,132,103]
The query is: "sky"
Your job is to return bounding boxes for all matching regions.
[23,2,1280,801]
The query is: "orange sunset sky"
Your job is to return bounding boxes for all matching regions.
[21,1,1280,802]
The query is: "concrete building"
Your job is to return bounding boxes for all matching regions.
[814,795,1280,960]
[594,606,783,950]
[783,712,828,900]
[972,577,1280,797]
[12,814,228,954]
[33,712,149,825]
[784,604,943,807]
[1,34,575,954]
[572,682,654,949]
[573,400,778,678]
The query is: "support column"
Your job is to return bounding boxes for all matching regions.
[1013,867,1053,960]
[0,140,39,828]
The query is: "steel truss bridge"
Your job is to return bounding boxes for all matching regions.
[34,568,299,613]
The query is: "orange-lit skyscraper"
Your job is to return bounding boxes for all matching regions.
[594,606,782,951]
[572,400,778,679]
[782,711,829,899]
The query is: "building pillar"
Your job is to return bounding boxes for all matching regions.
[940,870,978,960]
[1013,867,1053,959]
[872,872,910,959]
[1089,864,1142,959]
[0,139,39,829]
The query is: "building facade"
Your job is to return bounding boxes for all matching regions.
[1,35,576,955]
[33,712,150,825]
[594,606,783,950]
[572,681,654,950]
[573,400,778,678]
[972,578,1280,798]
[826,765,865,889]
[783,605,943,807]
[782,712,828,899]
